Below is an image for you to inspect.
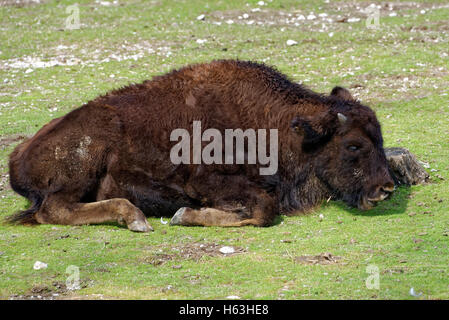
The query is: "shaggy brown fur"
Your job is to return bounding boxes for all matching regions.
[7,60,394,232]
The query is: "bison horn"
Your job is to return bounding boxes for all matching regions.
[337,113,347,125]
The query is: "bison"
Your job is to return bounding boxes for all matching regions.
[7,60,395,232]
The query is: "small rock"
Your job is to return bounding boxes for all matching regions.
[196,39,207,44]
[219,246,235,254]
[286,39,298,46]
[33,261,48,270]
[196,14,205,21]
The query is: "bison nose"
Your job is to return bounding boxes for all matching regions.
[380,182,395,194]
[369,182,395,202]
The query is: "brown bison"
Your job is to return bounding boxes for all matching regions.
[7,60,394,232]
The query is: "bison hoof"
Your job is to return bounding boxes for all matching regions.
[128,220,153,233]
[170,207,188,226]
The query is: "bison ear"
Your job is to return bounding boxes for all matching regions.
[291,115,335,148]
[331,86,353,100]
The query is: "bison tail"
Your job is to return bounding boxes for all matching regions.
[4,193,42,225]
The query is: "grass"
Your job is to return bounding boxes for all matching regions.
[0,0,448,299]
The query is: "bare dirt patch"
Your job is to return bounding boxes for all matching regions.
[0,172,10,192]
[295,252,342,265]
[382,267,409,275]
[349,66,449,102]
[0,134,30,148]
[329,1,448,15]
[207,2,449,34]
[9,279,93,300]
[139,242,246,266]
[0,0,47,7]
[0,41,174,71]
[207,8,336,31]
[9,281,68,300]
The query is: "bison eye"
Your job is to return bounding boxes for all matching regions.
[347,145,359,152]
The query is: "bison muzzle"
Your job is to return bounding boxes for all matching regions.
[7,60,394,232]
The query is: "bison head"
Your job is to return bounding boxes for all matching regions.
[291,86,395,210]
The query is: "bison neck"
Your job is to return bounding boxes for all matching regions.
[276,149,331,215]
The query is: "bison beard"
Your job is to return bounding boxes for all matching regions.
[7,60,394,232]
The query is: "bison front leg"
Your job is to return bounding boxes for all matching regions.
[170,190,276,227]
[35,196,153,232]
[170,207,261,227]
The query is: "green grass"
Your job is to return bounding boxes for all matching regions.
[0,0,448,299]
